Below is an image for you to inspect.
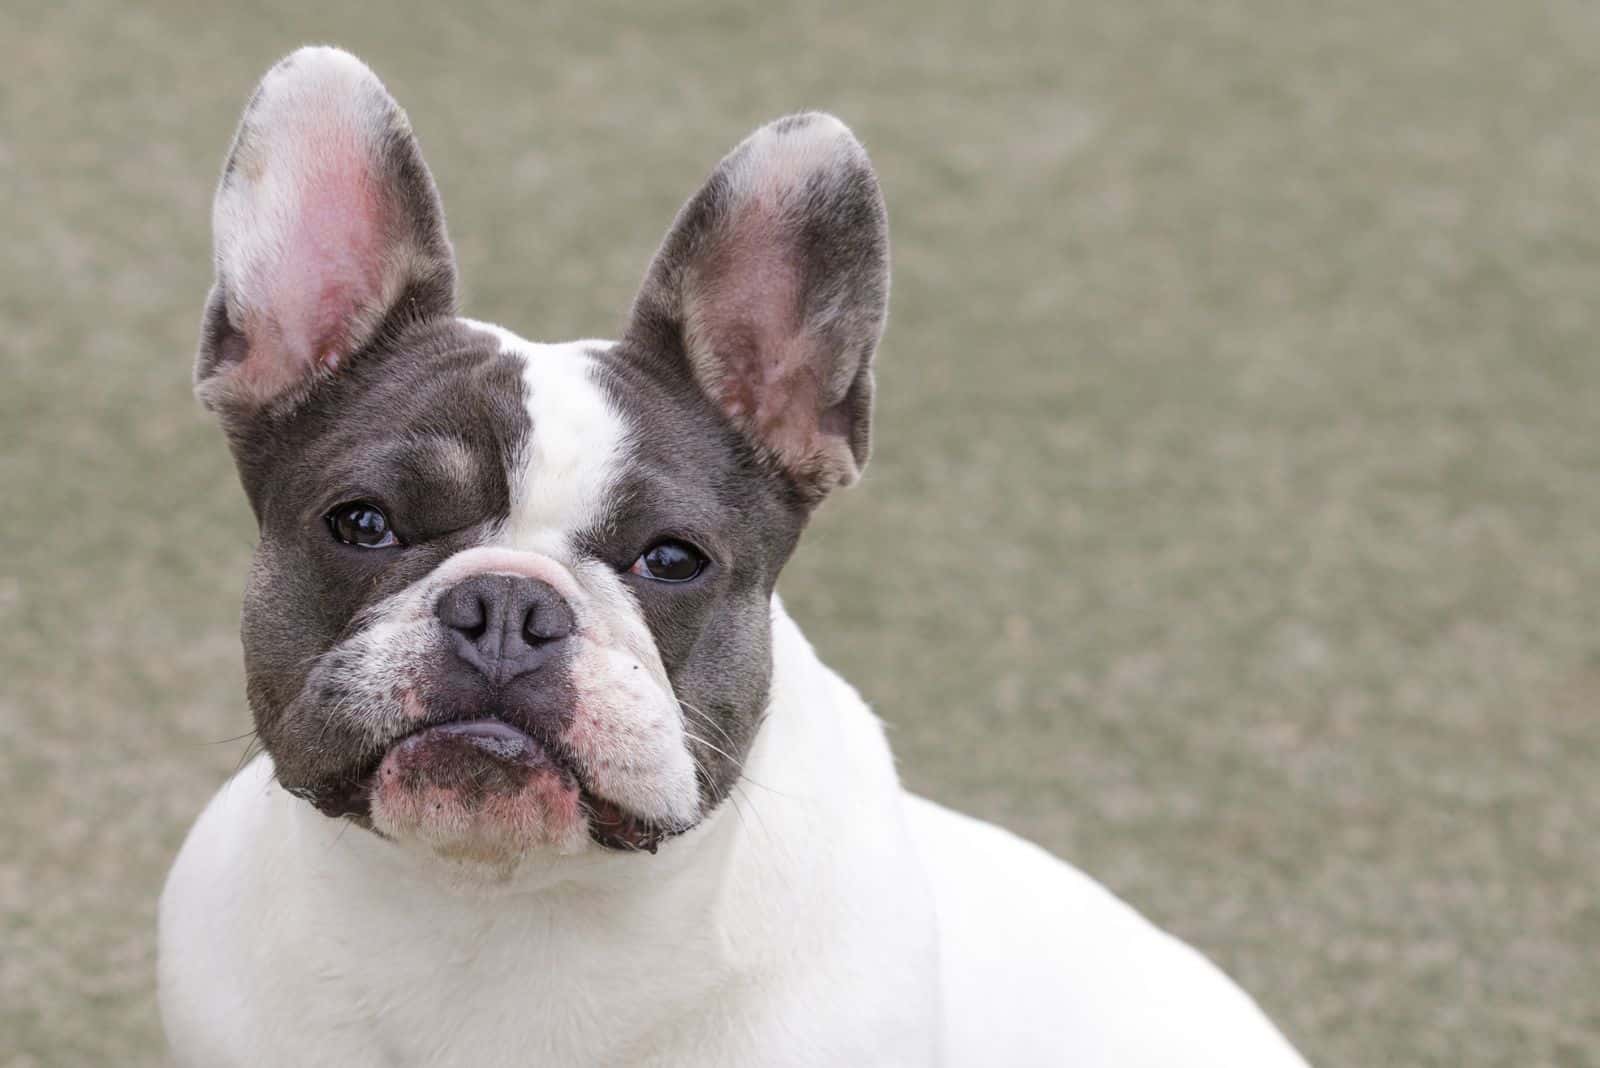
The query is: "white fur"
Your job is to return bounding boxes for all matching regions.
[463,320,626,557]
[162,596,1307,1065]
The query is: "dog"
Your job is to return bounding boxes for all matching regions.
[158,46,1310,1067]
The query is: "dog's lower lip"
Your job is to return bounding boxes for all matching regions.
[421,718,542,762]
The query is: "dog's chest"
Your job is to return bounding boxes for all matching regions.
[225,774,934,1065]
[239,855,933,1066]
[283,901,740,1064]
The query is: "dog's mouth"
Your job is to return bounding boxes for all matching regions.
[290,718,679,854]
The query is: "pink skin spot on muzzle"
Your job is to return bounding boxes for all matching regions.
[369,720,585,858]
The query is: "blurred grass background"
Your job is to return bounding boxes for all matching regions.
[4,1,1599,1064]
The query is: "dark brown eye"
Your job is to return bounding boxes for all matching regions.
[327,502,397,548]
[629,540,707,583]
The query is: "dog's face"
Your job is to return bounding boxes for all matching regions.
[195,48,887,865]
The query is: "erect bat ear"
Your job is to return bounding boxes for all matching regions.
[195,46,457,415]
[625,113,889,503]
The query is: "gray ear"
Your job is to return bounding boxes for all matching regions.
[626,113,889,502]
[195,46,456,414]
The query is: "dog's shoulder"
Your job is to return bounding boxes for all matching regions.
[159,757,330,1065]
[905,796,1309,1067]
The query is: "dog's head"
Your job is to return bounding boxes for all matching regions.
[195,47,887,866]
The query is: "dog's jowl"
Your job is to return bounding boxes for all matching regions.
[160,47,1310,1067]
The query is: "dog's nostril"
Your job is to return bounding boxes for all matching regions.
[437,586,490,640]
[461,596,489,642]
[523,597,575,646]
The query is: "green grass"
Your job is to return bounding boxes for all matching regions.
[5,2,1599,1064]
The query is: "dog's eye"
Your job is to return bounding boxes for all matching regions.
[327,502,398,548]
[629,540,707,583]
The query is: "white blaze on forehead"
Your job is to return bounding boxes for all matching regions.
[461,319,628,556]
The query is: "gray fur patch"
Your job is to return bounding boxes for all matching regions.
[229,319,531,796]
[580,344,810,812]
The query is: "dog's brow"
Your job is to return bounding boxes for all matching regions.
[399,435,480,485]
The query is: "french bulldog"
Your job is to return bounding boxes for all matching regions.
[159,46,1310,1068]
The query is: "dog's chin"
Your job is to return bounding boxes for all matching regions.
[364,720,587,863]
[307,719,682,864]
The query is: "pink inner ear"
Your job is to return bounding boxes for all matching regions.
[239,132,389,396]
[691,208,832,470]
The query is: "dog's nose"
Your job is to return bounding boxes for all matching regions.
[435,574,575,682]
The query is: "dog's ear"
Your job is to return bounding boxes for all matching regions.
[625,113,889,503]
[195,46,456,415]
